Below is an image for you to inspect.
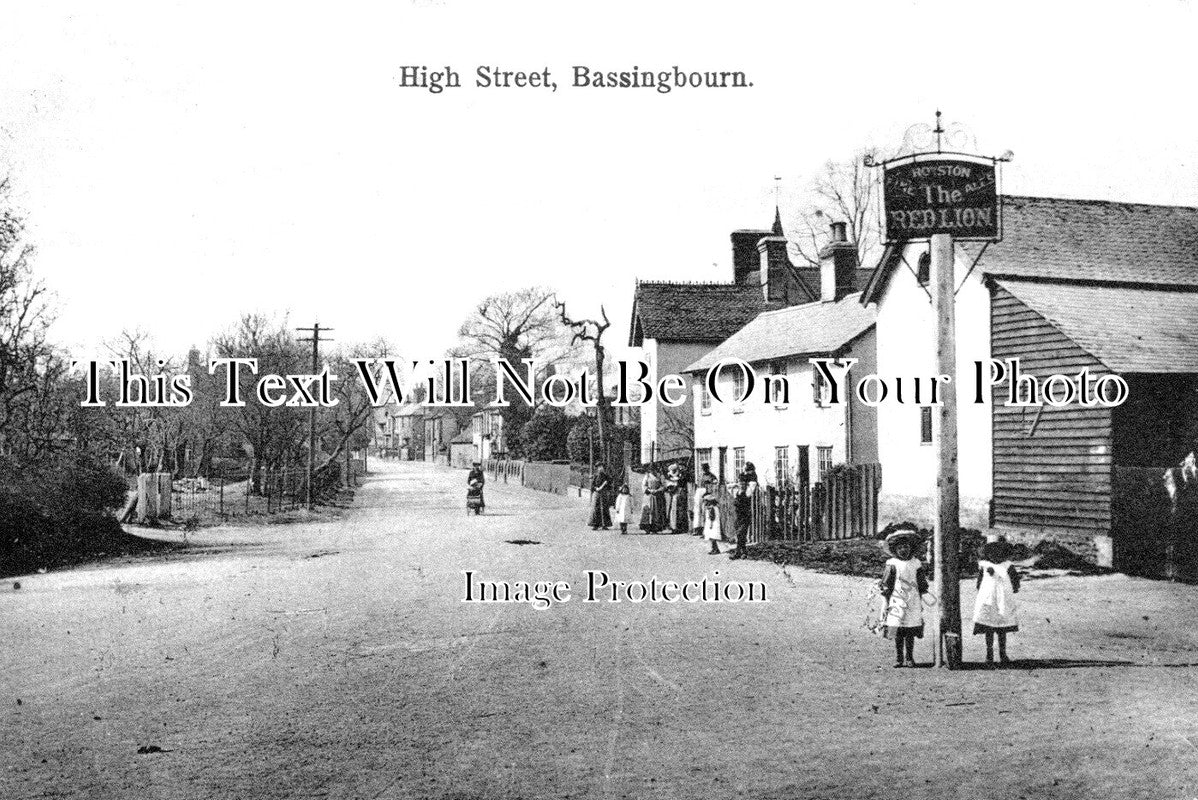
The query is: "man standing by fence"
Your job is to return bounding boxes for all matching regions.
[729,475,751,560]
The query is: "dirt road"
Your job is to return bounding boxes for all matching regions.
[3,461,1198,799]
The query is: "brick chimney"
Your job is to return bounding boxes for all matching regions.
[731,229,770,286]
[819,221,858,302]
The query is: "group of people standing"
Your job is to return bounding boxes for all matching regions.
[587,460,759,561]
[586,461,691,535]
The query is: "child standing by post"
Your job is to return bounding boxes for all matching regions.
[879,530,929,668]
[613,484,631,535]
[973,536,1021,666]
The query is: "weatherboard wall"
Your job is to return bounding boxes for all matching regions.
[989,284,1113,550]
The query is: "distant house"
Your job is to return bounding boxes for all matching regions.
[628,210,834,463]
[373,402,425,460]
[583,384,640,428]
[374,404,399,457]
[394,404,425,460]
[449,430,475,469]
[472,408,504,461]
[861,195,1198,569]
[687,222,877,487]
[423,408,461,465]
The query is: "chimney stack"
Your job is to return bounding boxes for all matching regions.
[819,222,858,302]
[731,229,770,286]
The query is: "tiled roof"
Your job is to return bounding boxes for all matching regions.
[862,195,1198,303]
[685,293,876,372]
[986,196,1198,284]
[629,281,780,345]
[997,278,1198,373]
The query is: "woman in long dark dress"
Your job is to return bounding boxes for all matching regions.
[639,467,667,533]
[589,466,612,530]
[664,461,689,534]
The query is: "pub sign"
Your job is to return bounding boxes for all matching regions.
[882,157,999,242]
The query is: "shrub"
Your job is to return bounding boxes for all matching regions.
[0,454,157,578]
[521,405,572,462]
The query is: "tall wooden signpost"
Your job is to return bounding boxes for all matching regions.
[867,113,1008,669]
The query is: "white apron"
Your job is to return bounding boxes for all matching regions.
[973,560,1018,629]
[703,502,722,541]
[884,557,923,629]
[692,486,707,530]
[613,494,631,524]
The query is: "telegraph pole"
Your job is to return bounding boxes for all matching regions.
[296,322,332,510]
[931,233,962,668]
[866,111,1009,670]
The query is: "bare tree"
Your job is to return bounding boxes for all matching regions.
[319,339,396,478]
[656,404,695,462]
[789,150,883,272]
[554,297,611,462]
[102,329,183,472]
[212,314,306,486]
[454,286,573,458]
[0,179,53,455]
[456,287,565,364]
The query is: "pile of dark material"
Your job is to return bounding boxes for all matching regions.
[1030,540,1106,575]
[746,538,891,579]
[745,524,1107,581]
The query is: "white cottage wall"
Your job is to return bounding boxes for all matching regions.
[691,356,852,487]
[873,242,992,529]
[635,338,711,463]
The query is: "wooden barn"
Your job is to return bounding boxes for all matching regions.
[989,279,1198,576]
[863,195,1198,575]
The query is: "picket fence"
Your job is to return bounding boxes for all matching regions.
[483,458,881,544]
[705,463,881,545]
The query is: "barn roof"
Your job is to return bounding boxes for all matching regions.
[861,195,1198,304]
[629,281,780,345]
[996,278,1198,373]
[684,292,876,373]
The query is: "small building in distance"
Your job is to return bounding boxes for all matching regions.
[423,407,462,465]
[472,408,505,461]
[449,430,475,469]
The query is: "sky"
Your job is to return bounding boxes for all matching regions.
[1,0,1195,367]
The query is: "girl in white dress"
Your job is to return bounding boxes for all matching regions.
[879,530,929,668]
[703,492,722,554]
[973,537,1021,666]
[613,484,631,535]
[692,483,707,536]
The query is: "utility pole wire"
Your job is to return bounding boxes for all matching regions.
[296,322,333,509]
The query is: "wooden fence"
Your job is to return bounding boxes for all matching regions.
[709,463,881,544]
[483,459,603,497]
[484,458,526,485]
[479,457,881,544]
